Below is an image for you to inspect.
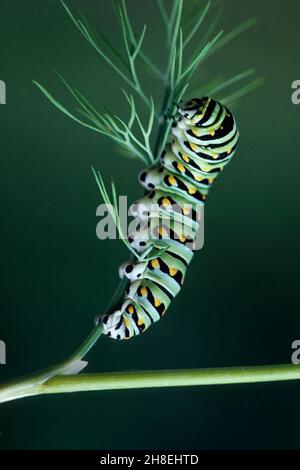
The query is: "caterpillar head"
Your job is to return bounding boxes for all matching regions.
[179,97,212,125]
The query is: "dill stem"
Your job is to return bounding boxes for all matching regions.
[153,84,172,159]
[0,325,104,405]
[1,364,300,404]
[68,325,103,362]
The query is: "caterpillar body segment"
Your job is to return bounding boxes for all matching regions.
[97,97,239,339]
[120,251,188,297]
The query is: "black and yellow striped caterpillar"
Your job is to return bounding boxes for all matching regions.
[96,97,239,339]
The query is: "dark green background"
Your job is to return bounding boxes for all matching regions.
[1,0,300,450]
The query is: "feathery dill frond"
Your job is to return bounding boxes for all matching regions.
[34,0,262,165]
[35,76,156,166]
[92,168,141,260]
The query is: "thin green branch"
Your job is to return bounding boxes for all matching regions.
[168,0,181,46]
[177,28,183,84]
[192,7,222,61]
[34,78,155,165]
[166,0,183,81]
[180,30,223,83]
[155,82,188,161]
[121,0,163,80]
[61,2,131,86]
[192,68,255,99]
[156,0,168,30]
[207,69,255,95]
[93,169,141,259]
[183,0,211,49]
[1,364,300,404]
[221,77,264,108]
[95,25,130,72]
[61,0,151,107]
[0,324,104,405]
[33,81,106,135]
[69,325,103,362]
[205,17,257,60]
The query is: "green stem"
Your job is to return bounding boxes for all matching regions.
[153,84,172,159]
[68,325,103,361]
[1,364,299,404]
[0,325,104,405]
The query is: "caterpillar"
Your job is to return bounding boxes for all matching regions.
[96,97,239,340]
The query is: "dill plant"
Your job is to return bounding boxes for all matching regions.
[1,0,296,405]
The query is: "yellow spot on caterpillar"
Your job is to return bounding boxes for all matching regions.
[168,175,177,186]
[221,126,224,130]
[169,268,178,277]
[124,317,131,328]
[137,319,144,326]
[227,148,232,154]
[209,130,215,136]
[212,153,218,160]
[159,226,168,237]
[128,305,135,314]
[182,207,190,215]
[182,154,190,163]
[151,258,159,269]
[209,178,213,184]
[179,235,186,242]
[192,128,202,137]
[177,163,185,173]
[140,287,147,297]
[190,143,198,152]
[154,298,162,307]
[162,197,171,207]
[188,186,197,195]
[194,175,203,182]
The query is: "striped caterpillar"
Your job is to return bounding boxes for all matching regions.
[96,97,239,339]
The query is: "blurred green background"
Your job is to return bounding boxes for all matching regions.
[1,0,300,450]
